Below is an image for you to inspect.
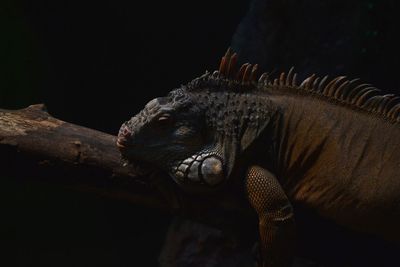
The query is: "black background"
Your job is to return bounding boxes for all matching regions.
[4,0,400,266]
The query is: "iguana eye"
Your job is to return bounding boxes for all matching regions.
[158,115,170,121]
[156,114,173,124]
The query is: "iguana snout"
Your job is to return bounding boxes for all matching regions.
[116,124,132,149]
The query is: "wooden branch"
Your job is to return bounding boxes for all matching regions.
[0,104,173,208]
[1,104,251,228]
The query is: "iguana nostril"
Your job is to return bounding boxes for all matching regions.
[201,156,224,186]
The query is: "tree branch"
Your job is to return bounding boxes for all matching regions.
[1,104,175,209]
[1,104,251,228]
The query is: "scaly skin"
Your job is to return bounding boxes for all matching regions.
[117,48,400,266]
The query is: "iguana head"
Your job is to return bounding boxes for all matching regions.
[117,49,276,191]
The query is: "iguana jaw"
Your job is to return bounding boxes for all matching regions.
[169,147,225,188]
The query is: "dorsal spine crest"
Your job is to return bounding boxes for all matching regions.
[186,48,400,124]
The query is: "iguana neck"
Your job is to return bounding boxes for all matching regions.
[193,91,278,178]
[271,94,333,184]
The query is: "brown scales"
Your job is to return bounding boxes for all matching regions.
[203,48,400,123]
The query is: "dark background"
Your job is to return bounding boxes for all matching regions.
[4,0,400,266]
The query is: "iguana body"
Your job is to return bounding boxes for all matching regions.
[117,49,400,266]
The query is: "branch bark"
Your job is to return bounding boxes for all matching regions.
[1,104,173,208]
[1,104,251,228]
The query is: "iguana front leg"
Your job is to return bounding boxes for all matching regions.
[246,166,296,267]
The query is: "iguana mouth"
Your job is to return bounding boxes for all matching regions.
[116,124,132,150]
[116,138,127,149]
[170,152,224,187]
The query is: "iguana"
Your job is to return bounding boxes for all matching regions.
[116,48,400,267]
